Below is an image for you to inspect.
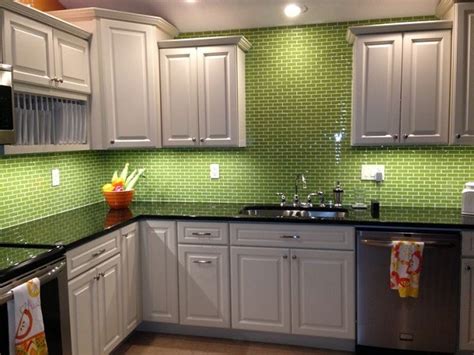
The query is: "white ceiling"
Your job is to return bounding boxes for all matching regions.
[59,0,440,33]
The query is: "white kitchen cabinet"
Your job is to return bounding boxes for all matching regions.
[352,33,402,145]
[120,223,141,337]
[160,47,199,147]
[159,36,250,148]
[400,31,451,144]
[97,253,123,354]
[349,22,452,146]
[50,8,178,149]
[3,10,91,95]
[68,268,100,355]
[53,29,91,94]
[3,11,55,87]
[230,246,291,333]
[290,249,355,339]
[68,253,122,355]
[142,220,179,323]
[460,259,474,350]
[178,245,230,328]
[448,3,474,144]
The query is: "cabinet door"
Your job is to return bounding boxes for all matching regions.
[178,245,230,328]
[352,34,402,145]
[160,47,199,147]
[460,259,474,350]
[400,31,451,145]
[197,46,238,147]
[100,19,159,148]
[121,223,141,337]
[142,220,179,323]
[3,11,54,87]
[291,249,355,339]
[97,254,122,354]
[68,268,99,355]
[53,29,91,94]
[230,246,290,333]
[451,3,474,144]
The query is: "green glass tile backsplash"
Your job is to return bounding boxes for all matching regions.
[2,16,473,228]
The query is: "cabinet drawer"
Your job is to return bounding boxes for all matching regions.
[230,223,354,250]
[463,231,474,257]
[178,221,229,245]
[66,231,121,279]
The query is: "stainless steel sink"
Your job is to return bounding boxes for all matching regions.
[240,205,348,219]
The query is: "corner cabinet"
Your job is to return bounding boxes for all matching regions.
[49,8,179,149]
[159,36,250,147]
[348,21,452,146]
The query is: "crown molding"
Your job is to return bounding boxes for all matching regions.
[436,0,474,18]
[49,7,179,38]
[158,36,252,52]
[3,1,90,39]
[346,20,453,44]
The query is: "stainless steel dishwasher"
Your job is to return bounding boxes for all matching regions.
[357,229,460,354]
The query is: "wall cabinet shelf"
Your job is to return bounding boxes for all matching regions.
[159,36,250,148]
[348,21,452,146]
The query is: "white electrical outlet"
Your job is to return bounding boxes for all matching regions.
[361,165,385,181]
[210,164,220,179]
[52,168,60,187]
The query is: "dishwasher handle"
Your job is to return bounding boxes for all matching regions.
[361,239,455,248]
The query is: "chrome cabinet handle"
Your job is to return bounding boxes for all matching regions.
[193,260,212,264]
[50,77,57,82]
[282,255,288,259]
[191,232,212,236]
[110,140,115,144]
[393,134,398,139]
[456,134,461,139]
[280,235,300,239]
[58,78,64,83]
[403,134,409,139]
[192,137,197,142]
[92,248,106,257]
[200,138,205,142]
[466,265,472,272]
[94,275,101,281]
[99,272,105,277]
[292,255,297,260]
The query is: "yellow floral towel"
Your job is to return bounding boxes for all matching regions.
[8,278,48,355]
[390,241,424,298]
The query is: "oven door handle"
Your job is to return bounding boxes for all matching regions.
[361,239,455,248]
[0,261,66,306]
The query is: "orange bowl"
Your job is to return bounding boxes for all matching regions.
[103,190,135,209]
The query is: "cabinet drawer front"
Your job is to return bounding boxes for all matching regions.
[463,231,474,257]
[178,221,229,245]
[66,231,120,279]
[230,223,354,250]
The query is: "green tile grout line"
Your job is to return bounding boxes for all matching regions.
[2,15,474,229]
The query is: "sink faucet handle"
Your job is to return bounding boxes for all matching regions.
[276,192,286,206]
[307,192,318,203]
[307,191,325,207]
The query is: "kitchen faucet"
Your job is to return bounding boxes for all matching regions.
[293,173,307,206]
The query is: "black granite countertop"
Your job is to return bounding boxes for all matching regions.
[0,201,472,250]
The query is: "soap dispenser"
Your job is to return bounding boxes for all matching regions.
[333,181,344,207]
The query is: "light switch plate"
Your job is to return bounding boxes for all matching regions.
[210,164,220,179]
[361,165,385,181]
[52,168,60,187]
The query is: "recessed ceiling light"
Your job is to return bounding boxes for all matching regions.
[284,4,307,18]
[185,0,197,3]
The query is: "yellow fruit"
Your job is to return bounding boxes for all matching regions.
[102,183,114,192]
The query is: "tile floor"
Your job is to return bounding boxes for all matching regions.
[113,332,354,355]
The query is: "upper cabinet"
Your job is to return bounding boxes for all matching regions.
[348,21,452,146]
[1,7,91,96]
[50,8,179,149]
[159,36,251,148]
[438,1,474,144]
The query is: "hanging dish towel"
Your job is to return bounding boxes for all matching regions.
[390,241,424,298]
[8,277,48,355]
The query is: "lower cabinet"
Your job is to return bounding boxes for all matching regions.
[230,246,355,339]
[121,223,142,337]
[460,258,474,350]
[142,220,179,323]
[290,249,355,339]
[230,247,291,333]
[68,253,122,355]
[178,245,230,328]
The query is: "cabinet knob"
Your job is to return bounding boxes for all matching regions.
[58,78,64,83]
[456,134,461,139]
[292,255,297,260]
[403,134,409,139]
[110,140,115,144]
[393,134,398,140]
[192,137,197,142]
[466,265,472,272]
[200,138,205,143]
[282,255,288,259]
[94,275,100,281]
